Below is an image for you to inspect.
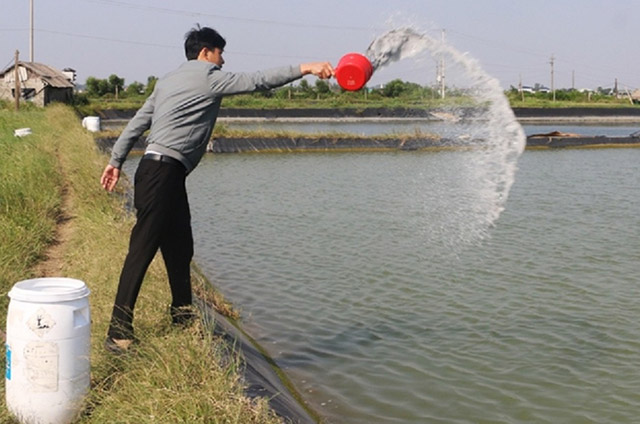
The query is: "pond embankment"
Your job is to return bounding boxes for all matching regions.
[97,107,640,153]
[99,106,640,122]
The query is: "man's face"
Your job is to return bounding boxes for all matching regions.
[202,47,225,68]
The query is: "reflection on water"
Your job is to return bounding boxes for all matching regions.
[185,148,639,423]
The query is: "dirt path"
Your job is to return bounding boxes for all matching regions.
[33,183,75,277]
[0,170,74,343]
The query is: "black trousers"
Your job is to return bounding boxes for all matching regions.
[108,157,193,340]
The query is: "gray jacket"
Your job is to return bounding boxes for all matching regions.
[109,60,303,173]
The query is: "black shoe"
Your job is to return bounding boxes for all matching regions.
[104,336,135,354]
[171,305,197,327]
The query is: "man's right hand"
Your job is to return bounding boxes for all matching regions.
[300,62,335,79]
[100,164,121,192]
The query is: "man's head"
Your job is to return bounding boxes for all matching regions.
[184,25,226,62]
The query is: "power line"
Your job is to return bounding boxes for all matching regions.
[447,29,550,59]
[37,28,177,49]
[1,56,16,72]
[3,27,178,49]
[83,0,380,32]
[24,28,319,61]
[448,28,635,86]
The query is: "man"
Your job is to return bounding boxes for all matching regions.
[101,25,334,353]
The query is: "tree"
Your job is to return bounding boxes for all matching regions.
[125,81,145,97]
[145,76,158,96]
[298,79,314,98]
[85,76,101,97]
[97,79,111,96]
[315,79,330,94]
[108,74,125,97]
[381,79,407,97]
[85,74,126,97]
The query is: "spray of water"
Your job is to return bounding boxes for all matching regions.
[366,28,526,247]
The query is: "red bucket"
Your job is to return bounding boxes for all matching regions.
[335,53,373,91]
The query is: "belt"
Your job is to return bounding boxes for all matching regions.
[142,153,185,171]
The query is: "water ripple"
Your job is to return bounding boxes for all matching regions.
[189,149,640,423]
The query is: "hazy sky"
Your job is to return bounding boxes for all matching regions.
[1,0,638,91]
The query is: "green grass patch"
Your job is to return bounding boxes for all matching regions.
[81,89,640,113]
[212,121,440,141]
[0,108,61,317]
[0,105,282,424]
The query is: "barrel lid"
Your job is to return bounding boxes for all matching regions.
[8,278,90,302]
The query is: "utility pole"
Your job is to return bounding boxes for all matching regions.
[549,54,555,101]
[519,74,524,102]
[435,61,440,97]
[440,29,446,99]
[14,50,20,111]
[30,0,34,62]
[572,70,575,91]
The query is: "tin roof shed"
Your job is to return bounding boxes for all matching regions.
[0,61,74,106]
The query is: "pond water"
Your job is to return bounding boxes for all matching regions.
[172,144,639,423]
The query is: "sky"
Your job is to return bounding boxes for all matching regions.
[1,0,639,92]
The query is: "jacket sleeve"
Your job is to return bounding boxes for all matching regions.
[209,65,303,95]
[108,91,156,169]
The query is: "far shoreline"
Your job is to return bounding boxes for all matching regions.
[97,106,640,123]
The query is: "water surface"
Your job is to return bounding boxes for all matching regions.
[184,147,639,423]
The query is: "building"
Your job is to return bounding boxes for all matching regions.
[0,62,74,107]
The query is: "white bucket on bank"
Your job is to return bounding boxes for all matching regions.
[81,116,101,132]
[5,278,91,424]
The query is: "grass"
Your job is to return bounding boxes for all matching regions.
[213,122,441,143]
[0,108,60,315]
[212,122,406,140]
[77,90,640,114]
[505,92,638,108]
[0,104,282,423]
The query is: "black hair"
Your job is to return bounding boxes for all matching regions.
[184,25,226,60]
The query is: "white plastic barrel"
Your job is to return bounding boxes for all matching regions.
[5,278,91,424]
[81,116,101,132]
